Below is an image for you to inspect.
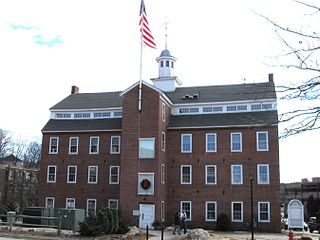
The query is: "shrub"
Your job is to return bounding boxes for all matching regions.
[116,207,129,234]
[152,220,166,230]
[217,213,231,231]
[79,215,102,236]
[112,209,119,233]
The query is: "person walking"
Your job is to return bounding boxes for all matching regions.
[172,211,181,235]
[180,211,187,234]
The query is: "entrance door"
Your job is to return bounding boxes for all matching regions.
[139,204,155,229]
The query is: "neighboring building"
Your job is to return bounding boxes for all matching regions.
[0,156,39,213]
[281,177,320,217]
[39,49,280,232]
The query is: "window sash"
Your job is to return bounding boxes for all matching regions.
[109,166,119,184]
[206,134,217,152]
[258,164,269,184]
[47,166,56,183]
[258,202,270,222]
[88,166,98,183]
[139,138,155,158]
[110,136,121,154]
[181,134,192,153]
[206,201,217,221]
[231,133,242,152]
[67,166,77,183]
[45,197,55,208]
[108,199,119,210]
[231,165,243,184]
[87,199,97,216]
[49,137,59,154]
[181,165,192,184]
[66,198,75,209]
[206,165,216,184]
[257,132,269,151]
[232,202,243,222]
[180,201,192,220]
[89,137,99,154]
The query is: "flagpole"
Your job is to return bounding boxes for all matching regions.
[138,34,143,111]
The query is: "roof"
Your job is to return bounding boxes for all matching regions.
[42,119,122,132]
[165,82,276,104]
[167,110,278,129]
[160,49,171,57]
[50,91,122,110]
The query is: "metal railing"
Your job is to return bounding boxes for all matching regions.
[0,214,62,236]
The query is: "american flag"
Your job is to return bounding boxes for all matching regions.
[139,0,156,49]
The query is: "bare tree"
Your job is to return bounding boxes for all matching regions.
[0,129,12,158]
[258,0,320,137]
[23,142,41,168]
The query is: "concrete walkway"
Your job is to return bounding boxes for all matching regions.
[148,229,186,240]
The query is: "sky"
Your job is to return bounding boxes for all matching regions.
[0,0,319,183]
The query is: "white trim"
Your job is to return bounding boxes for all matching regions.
[47,165,57,183]
[109,166,120,184]
[257,164,270,184]
[67,165,77,183]
[205,201,217,221]
[45,197,55,208]
[231,202,243,222]
[231,165,243,185]
[167,123,278,130]
[161,201,165,221]
[88,166,98,184]
[161,164,165,184]
[173,99,277,107]
[206,133,217,152]
[108,199,119,210]
[162,102,166,122]
[181,165,192,184]
[89,136,99,154]
[161,132,166,152]
[43,129,122,133]
[180,201,192,221]
[86,199,97,216]
[205,165,217,185]
[181,134,192,153]
[65,198,75,209]
[49,137,59,154]
[256,131,269,151]
[51,107,122,112]
[231,132,242,152]
[110,136,121,154]
[258,202,270,222]
[68,137,79,154]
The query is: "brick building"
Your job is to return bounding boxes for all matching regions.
[39,49,280,232]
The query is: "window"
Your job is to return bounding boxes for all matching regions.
[45,197,55,208]
[88,166,98,184]
[251,104,262,111]
[258,202,270,222]
[205,165,217,184]
[109,166,120,184]
[181,134,192,153]
[94,112,111,118]
[179,108,199,114]
[206,133,217,152]
[181,165,192,184]
[114,111,122,117]
[171,62,174,68]
[231,133,242,152]
[257,164,270,184]
[55,113,71,118]
[226,106,237,111]
[160,61,163,67]
[237,105,247,111]
[49,137,59,154]
[206,201,217,221]
[166,60,169,67]
[180,201,192,220]
[110,136,121,154]
[161,132,166,152]
[87,199,97,216]
[161,164,165,184]
[231,165,243,184]
[69,137,79,154]
[257,132,269,151]
[66,198,75,209]
[89,136,99,154]
[262,103,272,110]
[67,166,77,183]
[74,113,90,118]
[161,201,165,221]
[139,138,155,158]
[162,103,166,122]
[108,199,119,210]
[232,202,243,222]
[47,165,56,183]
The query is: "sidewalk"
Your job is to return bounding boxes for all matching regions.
[148,229,186,240]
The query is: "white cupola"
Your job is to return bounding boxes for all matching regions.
[151,49,181,92]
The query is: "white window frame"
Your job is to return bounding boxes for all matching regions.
[181,134,192,153]
[67,165,77,183]
[258,202,270,222]
[205,165,217,185]
[205,201,217,221]
[88,166,98,184]
[180,201,192,221]
[231,165,243,185]
[206,133,217,152]
[68,137,79,154]
[47,165,57,183]
[257,164,270,184]
[256,132,269,151]
[162,103,166,122]
[110,136,121,154]
[65,198,75,209]
[161,132,166,152]
[231,132,242,152]
[161,201,165,221]
[139,138,155,158]
[86,199,97,216]
[161,164,165,184]
[181,165,192,184]
[232,202,243,222]
[108,199,119,210]
[49,137,59,154]
[89,136,99,154]
[45,197,55,208]
[109,166,120,184]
